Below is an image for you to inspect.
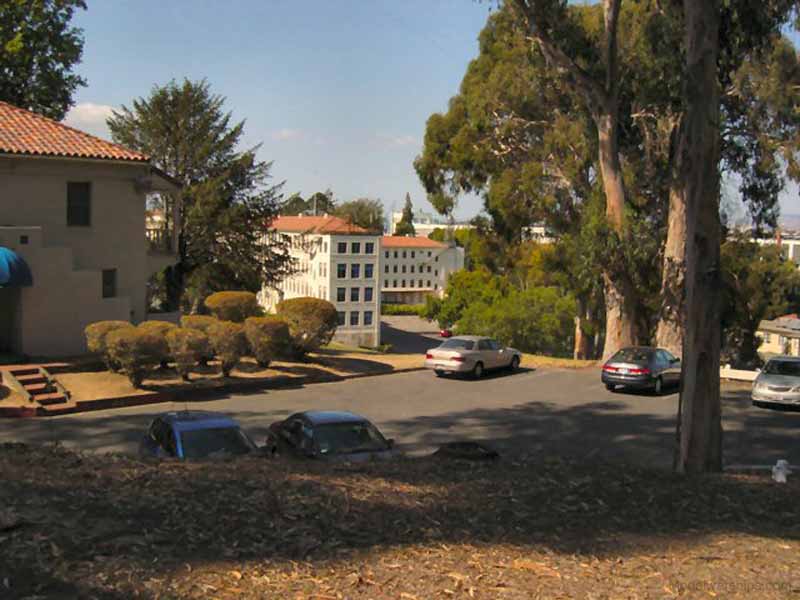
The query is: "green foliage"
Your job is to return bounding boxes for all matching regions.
[105,329,163,388]
[136,320,176,367]
[428,228,447,242]
[107,79,293,310]
[721,235,800,367]
[394,193,416,236]
[180,315,218,334]
[244,317,292,367]
[207,321,248,377]
[424,270,506,328]
[381,303,428,317]
[275,297,339,358]
[165,328,210,381]
[84,321,134,370]
[204,291,262,323]
[281,190,336,216]
[0,0,87,119]
[335,198,384,232]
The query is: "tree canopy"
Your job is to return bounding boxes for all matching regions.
[394,193,416,236]
[335,198,384,233]
[0,0,87,119]
[281,190,337,216]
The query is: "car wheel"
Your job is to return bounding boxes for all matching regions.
[605,383,615,392]
[653,376,663,395]
[509,355,520,371]
[434,369,444,377]
[472,362,484,379]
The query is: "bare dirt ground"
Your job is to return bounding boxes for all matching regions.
[1,443,798,599]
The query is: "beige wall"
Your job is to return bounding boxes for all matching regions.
[0,157,163,356]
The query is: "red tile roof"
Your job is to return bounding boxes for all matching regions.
[381,235,448,248]
[0,101,148,162]
[271,215,371,235]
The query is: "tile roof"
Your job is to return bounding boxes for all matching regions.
[271,215,373,235]
[0,101,148,162]
[381,235,448,248]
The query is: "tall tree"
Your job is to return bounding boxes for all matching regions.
[280,190,337,216]
[107,79,293,309]
[335,198,384,233]
[395,193,416,236]
[0,0,87,120]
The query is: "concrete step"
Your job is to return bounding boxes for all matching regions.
[14,373,47,385]
[37,400,76,416]
[6,367,39,378]
[23,383,50,394]
[35,392,68,406]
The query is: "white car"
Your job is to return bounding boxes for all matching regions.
[424,335,521,378]
[752,356,800,408]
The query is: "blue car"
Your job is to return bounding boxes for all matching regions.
[139,411,257,460]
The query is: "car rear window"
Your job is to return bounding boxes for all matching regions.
[610,348,653,363]
[763,360,800,377]
[440,339,475,350]
[179,427,254,459]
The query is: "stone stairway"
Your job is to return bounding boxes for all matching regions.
[2,366,73,414]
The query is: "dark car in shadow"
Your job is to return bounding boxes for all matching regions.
[601,347,681,394]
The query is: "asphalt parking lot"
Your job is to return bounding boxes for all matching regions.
[1,366,797,468]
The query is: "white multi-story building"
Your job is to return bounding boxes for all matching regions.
[389,210,474,238]
[259,215,381,347]
[381,236,465,304]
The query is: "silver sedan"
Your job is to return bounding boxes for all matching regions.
[752,356,800,409]
[424,335,521,378]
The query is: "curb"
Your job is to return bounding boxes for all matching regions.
[4,366,427,418]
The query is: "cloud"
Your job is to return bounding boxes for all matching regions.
[271,128,305,141]
[376,133,420,148]
[63,103,115,139]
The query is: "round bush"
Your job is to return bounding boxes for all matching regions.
[204,291,263,323]
[208,320,248,377]
[105,328,163,388]
[137,321,177,366]
[84,321,134,370]
[180,314,219,334]
[165,328,210,381]
[244,316,292,367]
[275,297,339,358]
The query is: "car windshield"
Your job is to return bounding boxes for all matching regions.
[440,339,475,350]
[179,427,254,459]
[610,348,652,363]
[762,360,800,377]
[313,422,388,455]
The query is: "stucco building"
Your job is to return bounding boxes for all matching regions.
[0,101,179,357]
[259,215,381,347]
[381,236,464,304]
[757,314,800,357]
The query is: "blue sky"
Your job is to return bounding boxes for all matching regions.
[64,0,491,219]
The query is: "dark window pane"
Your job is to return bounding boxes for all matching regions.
[350,311,359,326]
[351,264,360,278]
[102,269,117,298]
[350,287,360,302]
[351,242,361,254]
[337,242,347,253]
[337,311,345,325]
[365,243,374,254]
[67,182,91,226]
[364,311,373,325]
[337,287,346,302]
[337,264,346,278]
[364,287,373,302]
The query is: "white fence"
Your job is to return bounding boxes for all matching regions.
[720,365,758,382]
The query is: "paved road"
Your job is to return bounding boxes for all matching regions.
[2,367,798,468]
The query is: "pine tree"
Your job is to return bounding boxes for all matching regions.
[395,193,416,236]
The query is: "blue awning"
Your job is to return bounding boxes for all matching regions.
[0,247,32,287]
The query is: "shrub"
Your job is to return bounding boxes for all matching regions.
[165,328,210,381]
[181,315,218,364]
[204,291,263,323]
[84,321,134,370]
[275,297,338,358]
[381,303,427,317]
[208,320,248,377]
[244,317,291,367]
[137,320,177,368]
[105,328,163,387]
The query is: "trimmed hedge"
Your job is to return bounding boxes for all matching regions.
[137,320,177,367]
[244,316,291,367]
[105,328,163,387]
[165,328,210,381]
[381,303,427,317]
[205,291,263,323]
[208,320,248,377]
[276,297,338,358]
[84,321,134,370]
[180,315,219,334]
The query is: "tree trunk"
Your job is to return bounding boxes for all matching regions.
[597,111,638,360]
[675,0,723,474]
[656,181,687,356]
[573,298,593,360]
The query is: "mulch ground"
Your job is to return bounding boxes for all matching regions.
[1,444,798,599]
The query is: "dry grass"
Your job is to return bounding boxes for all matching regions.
[522,354,597,369]
[0,385,27,408]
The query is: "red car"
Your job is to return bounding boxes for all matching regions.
[439,329,453,338]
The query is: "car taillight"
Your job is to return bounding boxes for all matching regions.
[452,356,465,362]
[628,367,650,375]
[426,353,434,359]
[603,365,618,372]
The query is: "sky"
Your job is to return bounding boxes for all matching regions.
[63,0,491,220]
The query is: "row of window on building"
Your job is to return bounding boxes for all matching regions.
[385,249,435,260]
[385,263,437,275]
[336,263,375,279]
[337,310,374,327]
[336,241,375,255]
[335,287,374,302]
[383,279,437,290]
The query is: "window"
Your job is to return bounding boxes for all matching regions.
[393,265,398,273]
[323,242,328,253]
[764,333,772,343]
[427,280,431,287]
[350,287,360,302]
[337,311,345,326]
[364,311,373,326]
[19,235,28,245]
[365,263,374,278]
[364,287,373,302]
[478,339,491,350]
[401,279,406,287]
[410,265,415,273]
[435,270,438,277]
[365,242,374,254]
[67,182,91,226]
[102,269,117,298]
[350,311,359,326]
[434,284,438,290]
[384,264,389,273]
[418,280,423,287]
[394,251,398,258]
[410,280,415,288]
[337,242,347,254]
[435,256,439,262]
[393,279,397,287]
[337,287,346,302]
[385,251,389,258]
[428,251,432,257]
[427,266,432,273]
[402,251,407,258]
[351,242,361,254]
[411,251,415,258]
[401,265,406,273]
[337,264,346,278]
[351,263,360,278]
